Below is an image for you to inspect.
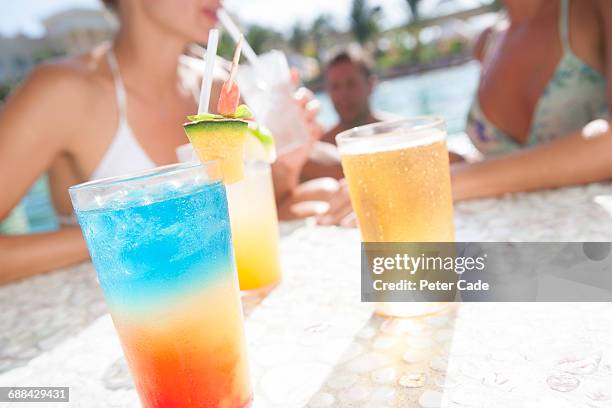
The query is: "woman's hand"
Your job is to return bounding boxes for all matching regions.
[0,226,90,285]
[451,120,612,201]
[315,179,355,227]
[277,177,356,227]
[271,70,355,226]
[271,70,323,201]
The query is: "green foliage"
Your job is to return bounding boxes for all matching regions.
[246,25,282,55]
[298,16,336,60]
[217,32,236,61]
[376,31,466,70]
[492,0,503,10]
[350,0,382,44]
[31,48,65,65]
[312,15,334,43]
[449,40,465,55]
[416,44,438,63]
[376,40,413,70]
[290,23,307,53]
[0,81,13,103]
[0,48,66,104]
[228,1,488,79]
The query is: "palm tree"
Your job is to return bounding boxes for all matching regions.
[311,14,334,60]
[405,0,423,63]
[290,23,307,54]
[350,0,382,45]
[406,0,421,22]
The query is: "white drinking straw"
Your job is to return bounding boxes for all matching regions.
[217,9,259,67]
[198,28,219,114]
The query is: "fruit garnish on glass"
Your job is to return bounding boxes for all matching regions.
[184,35,275,184]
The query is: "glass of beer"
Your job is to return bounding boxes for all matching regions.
[336,117,455,317]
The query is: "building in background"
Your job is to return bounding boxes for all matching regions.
[0,34,46,81]
[0,8,116,83]
[43,8,117,55]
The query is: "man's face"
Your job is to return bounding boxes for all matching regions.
[325,61,373,124]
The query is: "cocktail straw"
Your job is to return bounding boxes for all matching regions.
[198,28,219,114]
[226,35,243,90]
[218,9,259,68]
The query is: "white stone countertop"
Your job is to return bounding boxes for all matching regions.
[1,183,612,407]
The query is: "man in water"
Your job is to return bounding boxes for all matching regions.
[301,49,391,181]
[321,49,386,144]
[287,49,385,224]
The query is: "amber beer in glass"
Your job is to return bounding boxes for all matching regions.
[337,117,455,317]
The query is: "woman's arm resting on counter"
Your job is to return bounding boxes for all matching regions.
[0,226,89,285]
[452,121,612,201]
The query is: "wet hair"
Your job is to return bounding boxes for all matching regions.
[325,48,374,79]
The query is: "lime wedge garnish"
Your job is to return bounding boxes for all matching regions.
[245,125,276,163]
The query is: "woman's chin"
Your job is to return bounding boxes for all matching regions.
[193,28,216,45]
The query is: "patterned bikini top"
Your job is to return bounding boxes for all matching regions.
[466,0,609,156]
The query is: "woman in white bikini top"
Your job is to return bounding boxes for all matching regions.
[0,0,322,283]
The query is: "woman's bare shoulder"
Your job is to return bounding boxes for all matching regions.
[2,45,112,141]
[27,46,108,95]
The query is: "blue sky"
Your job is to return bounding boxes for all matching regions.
[1,0,489,37]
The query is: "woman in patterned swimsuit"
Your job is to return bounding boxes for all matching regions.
[454,0,612,200]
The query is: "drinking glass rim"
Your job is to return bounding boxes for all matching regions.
[335,116,445,146]
[69,161,218,192]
